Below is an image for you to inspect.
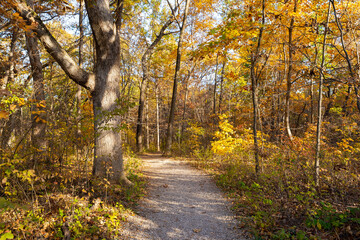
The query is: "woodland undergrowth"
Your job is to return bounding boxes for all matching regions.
[0,148,145,239]
[175,116,360,240]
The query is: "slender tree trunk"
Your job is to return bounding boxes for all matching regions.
[228,92,231,114]
[145,94,150,150]
[180,62,196,138]
[136,15,175,152]
[310,78,314,123]
[76,0,84,137]
[270,92,276,141]
[2,28,18,89]
[295,103,306,135]
[251,69,260,175]
[0,110,21,162]
[342,86,351,115]
[309,23,318,124]
[277,77,282,142]
[309,47,317,124]
[136,80,147,152]
[25,0,47,167]
[251,0,266,176]
[285,0,297,141]
[315,1,330,187]
[155,84,160,152]
[213,55,219,116]
[181,81,189,137]
[164,0,190,155]
[219,60,226,114]
[0,28,19,160]
[330,0,360,113]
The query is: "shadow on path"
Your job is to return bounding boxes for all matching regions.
[121,154,246,240]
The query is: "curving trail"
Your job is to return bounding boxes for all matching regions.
[121,154,247,240]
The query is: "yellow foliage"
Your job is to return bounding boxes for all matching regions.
[211,114,243,155]
[187,122,205,150]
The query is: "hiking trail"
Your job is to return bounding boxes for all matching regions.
[121,154,247,240]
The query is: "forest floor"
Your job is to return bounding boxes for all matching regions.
[120,154,247,240]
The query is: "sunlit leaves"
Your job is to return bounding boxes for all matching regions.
[211,114,242,155]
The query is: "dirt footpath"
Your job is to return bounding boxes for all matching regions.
[121,154,247,240]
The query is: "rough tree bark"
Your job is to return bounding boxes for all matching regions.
[164,0,190,155]
[0,28,19,158]
[25,0,47,167]
[11,0,131,184]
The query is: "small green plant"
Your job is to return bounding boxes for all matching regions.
[272,228,308,240]
[0,231,14,240]
[306,202,348,230]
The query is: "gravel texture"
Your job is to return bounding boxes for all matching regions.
[121,154,246,240]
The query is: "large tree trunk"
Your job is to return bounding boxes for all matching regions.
[92,64,125,182]
[12,0,130,184]
[86,0,130,184]
[164,0,190,155]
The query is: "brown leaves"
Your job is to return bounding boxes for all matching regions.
[0,110,9,119]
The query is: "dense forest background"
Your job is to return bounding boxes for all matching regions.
[0,0,359,239]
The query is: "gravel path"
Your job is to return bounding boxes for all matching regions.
[121,154,246,240]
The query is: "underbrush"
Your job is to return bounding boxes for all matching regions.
[186,131,360,240]
[176,115,360,239]
[190,144,360,240]
[0,153,145,239]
